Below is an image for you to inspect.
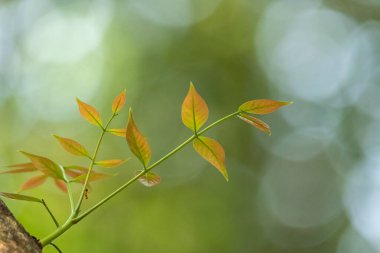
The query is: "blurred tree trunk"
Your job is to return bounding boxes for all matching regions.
[0,199,41,253]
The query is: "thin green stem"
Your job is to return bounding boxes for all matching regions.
[42,199,59,228]
[74,111,240,223]
[40,111,239,247]
[74,114,116,214]
[66,181,75,214]
[73,135,195,223]
[49,243,63,253]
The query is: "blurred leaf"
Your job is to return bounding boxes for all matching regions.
[76,98,103,128]
[65,166,115,183]
[54,179,67,193]
[181,82,209,132]
[19,151,64,179]
[20,175,47,191]
[53,135,90,158]
[0,163,37,174]
[237,114,271,135]
[0,192,42,203]
[108,128,127,137]
[239,99,293,115]
[193,136,228,181]
[95,159,127,168]
[112,89,127,114]
[126,109,151,167]
[136,170,161,187]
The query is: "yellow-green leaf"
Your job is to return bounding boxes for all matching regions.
[64,166,114,183]
[108,128,127,137]
[0,192,42,203]
[112,89,127,114]
[193,136,228,181]
[19,151,64,179]
[181,82,209,132]
[76,98,103,128]
[136,170,161,187]
[1,163,37,174]
[239,99,293,115]
[237,114,271,135]
[95,159,127,168]
[20,175,47,191]
[53,135,90,158]
[126,109,151,167]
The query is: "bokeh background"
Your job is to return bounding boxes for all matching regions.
[1,0,380,252]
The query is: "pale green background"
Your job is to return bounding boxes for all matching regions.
[1,0,380,252]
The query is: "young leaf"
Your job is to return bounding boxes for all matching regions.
[193,136,228,181]
[64,166,115,183]
[126,109,151,167]
[136,170,161,187]
[112,89,127,114]
[76,98,103,128]
[0,163,37,174]
[20,175,47,191]
[53,135,90,158]
[95,159,127,168]
[239,99,293,115]
[237,114,271,135]
[19,151,64,179]
[108,128,127,137]
[0,192,42,203]
[54,179,67,193]
[181,82,209,132]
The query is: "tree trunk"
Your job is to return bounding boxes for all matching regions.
[0,199,41,253]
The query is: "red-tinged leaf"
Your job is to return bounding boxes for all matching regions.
[181,82,209,132]
[239,99,293,115]
[108,128,127,137]
[19,151,64,179]
[136,170,161,187]
[193,136,228,181]
[0,192,42,203]
[1,163,37,174]
[54,179,67,193]
[112,89,127,114]
[53,135,90,158]
[126,109,151,167]
[20,175,47,191]
[237,114,271,135]
[76,98,103,128]
[95,159,127,168]
[64,166,114,183]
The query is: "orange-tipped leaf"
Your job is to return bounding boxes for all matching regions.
[181,82,209,132]
[1,163,37,174]
[76,98,103,128]
[238,114,271,135]
[19,151,64,179]
[20,175,47,191]
[95,159,127,168]
[108,128,127,137]
[53,135,90,158]
[193,136,228,181]
[54,179,67,193]
[126,110,151,167]
[112,89,127,114]
[239,99,293,115]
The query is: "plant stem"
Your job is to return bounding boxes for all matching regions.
[42,199,59,228]
[40,111,239,246]
[73,110,240,223]
[74,114,116,214]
